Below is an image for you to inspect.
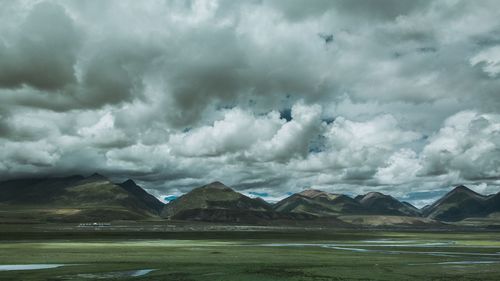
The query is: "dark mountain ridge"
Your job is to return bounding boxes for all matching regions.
[0,174,164,222]
[159,181,339,224]
[275,189,420,217]
[1,175,499,224]
[119,179,164,215]
[273,189,365,216]
[355,192,421,217]
[423,185,499,221]
[161,181,272,218]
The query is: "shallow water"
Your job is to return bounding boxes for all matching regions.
[0,264,66,271]
[438,260,500,265]
[409,260,500,266]
[361,239,418,244]
[129,269,156,277]
[75,269,156,279]
[260,240,500,259]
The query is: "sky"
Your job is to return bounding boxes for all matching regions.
[1,0,500,207]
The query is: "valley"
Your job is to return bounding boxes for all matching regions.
[1,174,499,229]
[1,175,500,280]
[0,230,499,280]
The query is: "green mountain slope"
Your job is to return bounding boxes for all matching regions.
[274,189,365,216]
[0,174,163,222]
[160,182,335,224]
[423,185,494,221]
[118,179,164,215]
[161,181,272,217]
[355,192,421,217]
[275,189,420,217]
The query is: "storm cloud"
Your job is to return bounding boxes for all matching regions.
[1,0,500,206]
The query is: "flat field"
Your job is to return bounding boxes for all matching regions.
[0,230,499,280]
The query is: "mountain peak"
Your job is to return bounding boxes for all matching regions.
[299,189,326,198]
[202,181,232,190]
[365,191,385,196]
[80,173,109,183]
[117,179,164,214]
[452,185,474,193]
[358,191,387,201]
[88,173,107,180]
[122,179,136,186]
[298,189,343,201]
[161,181,273,220]
[423,185,491,221]
[445,185,484,199]
[354,191,420,216]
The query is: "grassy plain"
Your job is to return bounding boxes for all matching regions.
[0,230,499,280]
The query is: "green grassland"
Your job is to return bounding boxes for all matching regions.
[0,230,500,280]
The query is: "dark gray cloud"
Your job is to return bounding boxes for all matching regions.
[0,2,82,90]
[76,40,161,109]
[0,0,500,206]
[264,0,430,22]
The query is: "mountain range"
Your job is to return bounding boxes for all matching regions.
[423,185,500,221]
[273,189,420,217]
[0,174,163,223]
[0,174,499,226]
[160,181,325,224]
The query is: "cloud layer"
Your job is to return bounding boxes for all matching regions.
[1,0,500,206]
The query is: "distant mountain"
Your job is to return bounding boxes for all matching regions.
[423,185,498,221]
[2,174,499,226]
[488,192,500,213]
[273,189,365,216]
[119,179,164,215]
[161,181,270,221]
[355,192,421,217]
[275,189,420,217]
[160,182,326,224]
[338,215,443,228]
[0,174,163,222]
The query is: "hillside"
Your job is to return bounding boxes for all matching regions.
[355,192,421,217]
[1,174,499,226]
[274,189,365,216]
[0,174,163,222]
[161,181,272,217]
[160,182,339,224]
[161,181,276,223]
[423,185,497,221]
[275,189,420,217]
[118,179,164,215]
